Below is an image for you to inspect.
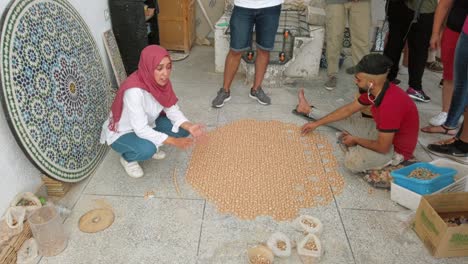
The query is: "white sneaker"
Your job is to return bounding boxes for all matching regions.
[429,112,448,126]
[399,65,408,75]
[120,157,144,178]
[152,149,166,160]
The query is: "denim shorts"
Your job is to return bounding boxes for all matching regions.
[229,4,281,52]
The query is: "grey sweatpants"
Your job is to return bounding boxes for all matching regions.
[309,109,394,173]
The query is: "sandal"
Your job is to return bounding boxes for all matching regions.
[363,173,392,190]
[420,125,457,136]
[362,161,415,190]
[291,105,315,121]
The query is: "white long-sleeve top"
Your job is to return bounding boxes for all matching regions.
[234,0,283,8]
[100,88,189,146]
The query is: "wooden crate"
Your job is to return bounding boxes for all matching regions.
[158,0,196,53]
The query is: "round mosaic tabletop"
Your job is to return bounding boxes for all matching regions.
[0,0,111,182]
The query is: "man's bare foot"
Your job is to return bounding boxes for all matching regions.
[296,88,312,115]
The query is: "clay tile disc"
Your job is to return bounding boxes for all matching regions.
[78,209,114,233]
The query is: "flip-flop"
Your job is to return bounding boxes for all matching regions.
[420,125,457,136]
[291,105,315,121]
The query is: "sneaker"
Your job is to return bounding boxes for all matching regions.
[345,66,356,75]
[152,149,166,160]
[429,112,448,126]
[427,141,468,165]
[439,79,444,88]
[211,88,231,108]
[324,76,337,91]
[391,78,401,85]
[426,61,443,73]
[406,87,431,102]
[398,65,408,75]
[120,157,144,178]
[249,87,271,105]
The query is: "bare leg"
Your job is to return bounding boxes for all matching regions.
[459,111,468,142]
[296,88,312,115]
[222,50,243,92]
[442,80,454,112]
[252,48,269,90]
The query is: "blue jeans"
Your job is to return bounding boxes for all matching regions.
[111,116,189,162]
[445,32,468,131]
[229,5,281,51]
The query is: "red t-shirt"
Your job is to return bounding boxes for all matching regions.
[358,83,419,160]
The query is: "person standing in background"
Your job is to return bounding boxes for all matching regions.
[145,0,160,45]
[421,0,468,134]
[323,0,371,91]
[427,15,468,164]
[384,0,437,103]
[211,0,284,108]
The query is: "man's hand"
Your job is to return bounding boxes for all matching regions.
[164,137,193,149]
[301,122,319,135]
[341,132,357,147]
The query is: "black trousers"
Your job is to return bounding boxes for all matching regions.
[147,14,160,45]
[109,0,148,75]
[384,1,434,90]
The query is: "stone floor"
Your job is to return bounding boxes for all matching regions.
[40,46,467,264]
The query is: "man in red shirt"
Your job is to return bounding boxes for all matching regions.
[295,54,419,177]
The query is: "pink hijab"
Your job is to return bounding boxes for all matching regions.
[108,45,178,131]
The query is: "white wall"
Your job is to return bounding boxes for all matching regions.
[0,0,113,215]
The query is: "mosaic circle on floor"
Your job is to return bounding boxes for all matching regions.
[186,120,345,221]
[0,0,111,182]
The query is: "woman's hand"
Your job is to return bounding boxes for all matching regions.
[187,123,209,144]
[188,123,206,138]
[164,137,193,149]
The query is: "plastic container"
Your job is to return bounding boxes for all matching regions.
[391,176,467,210]
[247,244,274,264]
[266,232,291,258]
[391,159,468,210]
[297,234,322,264]
[390,162,456,195]
[28,206,68,256]
[293,215,323,235]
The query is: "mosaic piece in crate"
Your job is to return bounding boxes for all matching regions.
[0,0,111,182]
[103,30,127,87]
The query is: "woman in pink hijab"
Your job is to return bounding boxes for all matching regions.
[100,45,205,178]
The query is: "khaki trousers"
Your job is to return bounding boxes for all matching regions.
[309,109,394,173]
[325,2,371,76]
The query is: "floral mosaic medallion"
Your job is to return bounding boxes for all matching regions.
[0,0,111,182]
